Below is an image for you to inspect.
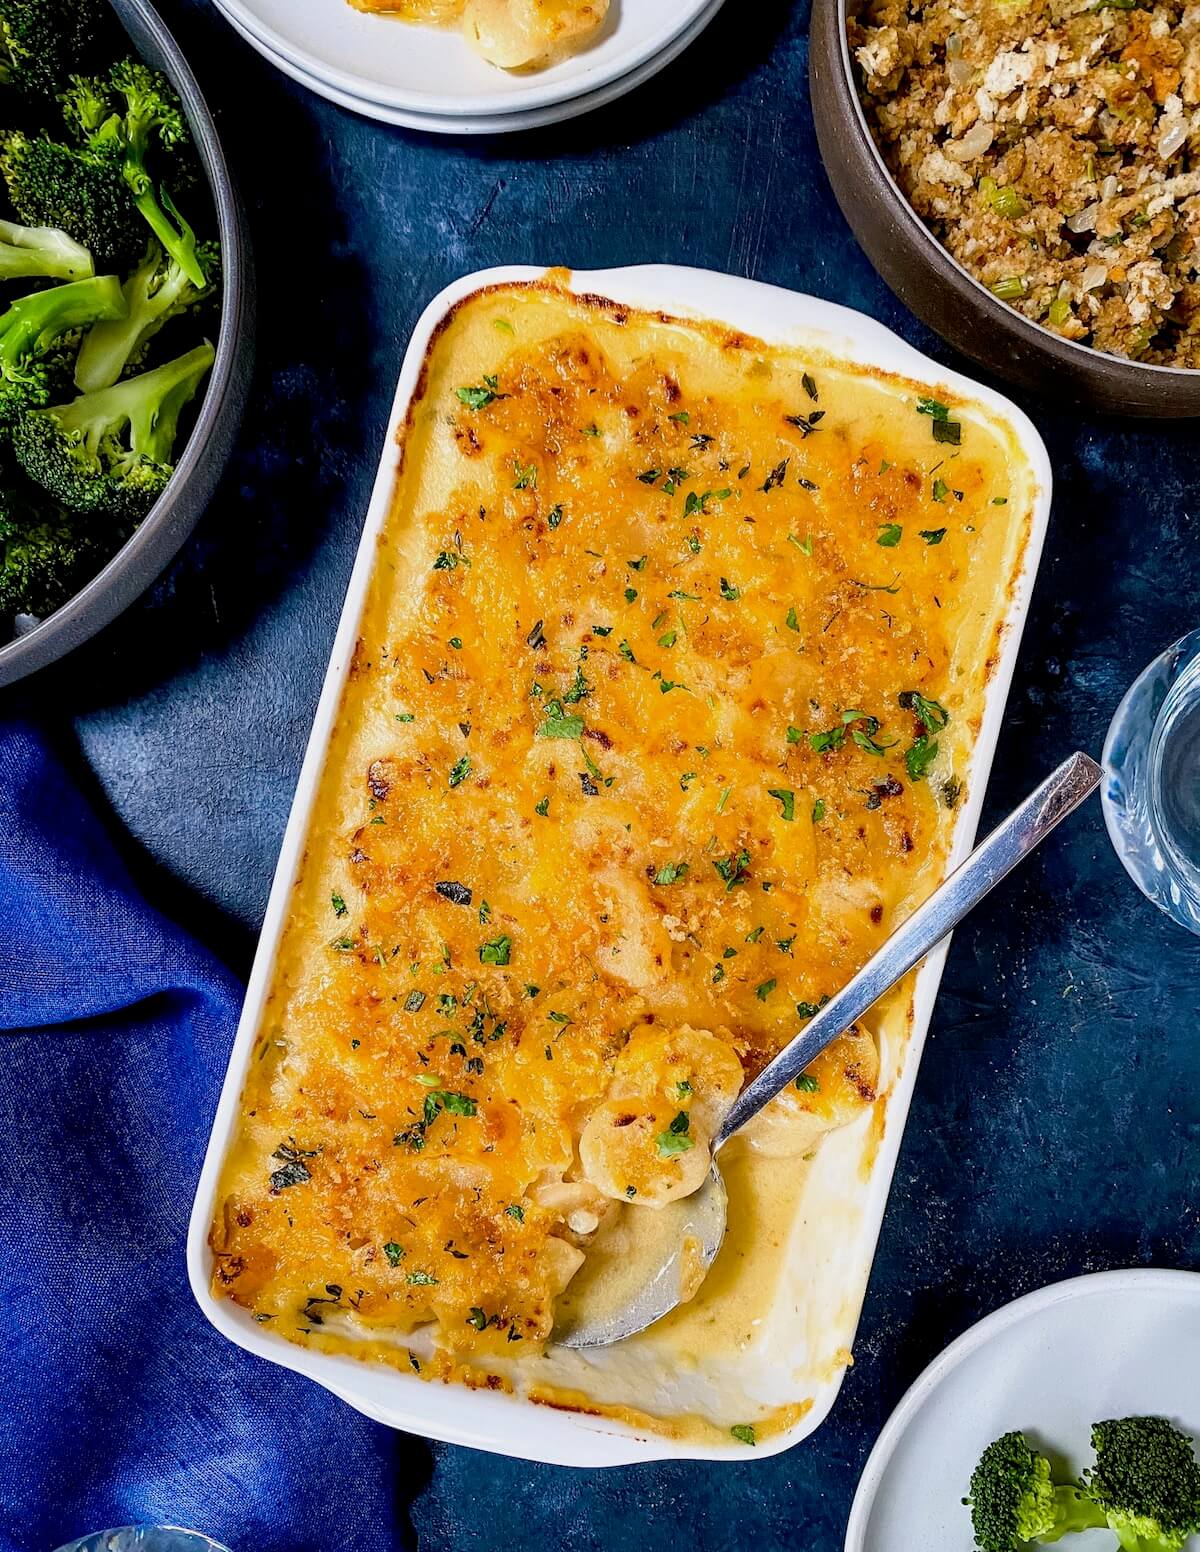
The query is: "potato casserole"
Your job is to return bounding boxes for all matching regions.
[208,276,1037,1442]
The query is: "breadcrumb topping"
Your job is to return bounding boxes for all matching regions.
[851,0,1200,367]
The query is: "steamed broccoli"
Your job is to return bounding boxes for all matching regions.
[1083,1417,1200,1551]
[0,273,125,423]
[59,59,207,289]
[0,0,117,99]
[0,491,122,621]
[967,1431,1106,1552]
[12,339,213,520]
[0,128,143,273]
[0,217,93,280]
[75,237,218,391]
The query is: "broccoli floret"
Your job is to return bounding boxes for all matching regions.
[1083,1417,1200,1551]
[0,128,143,273]
[0,217,94,280]
[0,0,117,100]
[0,493,123,622]
[0,273,125,424]
[968,1431,1106,1552]
[75,238,218,391]
[60,59,207,289]
[12,339,213,520]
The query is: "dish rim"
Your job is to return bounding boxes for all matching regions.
[0,0,254,689]
[213,0,725,135]
[211,0,717,118]
[827,0,1200,386]
[842,1267,1200,1551]
[187,262,1053,1467]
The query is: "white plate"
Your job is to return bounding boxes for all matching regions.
[188,265,1052,1467]
[845,1269,1200,1551]
[213,0,714,117]
[216,0,723,132]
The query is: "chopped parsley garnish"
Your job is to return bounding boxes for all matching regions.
[404,990,426,1013]
[877,523,902,547]
[787,725,804,744]
[785,606,799,632]
[269,1141,317,1192]
[796,996,830,1018]
[435,880,472,907]
[789,532,814,556]
[756,978,776,1001]
[627,555,647,572]
[899,690,949,731]
[802,372,819,402]
[916,397,962,444]
[513,458,537,490]
[618,639,636,663]
[713,849,751,891]
[795,1073,820,1093]
[654,861,690,885]
[505,1204,525,1222]
[562,665,592,704]
[719,577,740,601]
[658,630,677,648]
[906,737,939,781]
[479,935,511,966]
[407,1269,438,1286]
[384,1242,405,1266]
[456,375,503,410]
[768,787,795,821]
[624,587,638,604]
[844,710,896,756]
[809,726,845,754]
[536,703,585,739]
[760,458,789,493]
[433,550,463,570]
[637,467,661,484]
[655,1110,695,1157]
[547,504,564,529]
[812,798,826,823]
[919,528,946,544]
[331,892,347,917]
[535,796,550,817]
[448,756,471,788]
[932,478,949,503]
[731,1424,757,1446]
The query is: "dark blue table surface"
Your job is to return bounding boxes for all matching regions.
[11,0,1200,1544]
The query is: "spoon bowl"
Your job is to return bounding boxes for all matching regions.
[554,1166,728,1348]
[555,752,1101,1349]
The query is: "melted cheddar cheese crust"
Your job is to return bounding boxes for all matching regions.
[210,277,1033,1431]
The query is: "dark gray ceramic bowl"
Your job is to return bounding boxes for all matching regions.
[0,0,254,688]
[810,0,1200,417]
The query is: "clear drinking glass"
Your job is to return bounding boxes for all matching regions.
[52,1530,231,1552]
[1102,626,1200,935]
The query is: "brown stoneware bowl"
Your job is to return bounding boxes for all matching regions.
[810,0,1200,417]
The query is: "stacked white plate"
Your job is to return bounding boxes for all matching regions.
[212,0,725,133]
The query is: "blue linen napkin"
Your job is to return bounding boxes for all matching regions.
[0,718,411,1552]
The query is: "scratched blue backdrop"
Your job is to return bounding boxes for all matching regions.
[5,0,1200,1546]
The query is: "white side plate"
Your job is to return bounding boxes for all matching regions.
[212,0,717,117]
[188,265,1053,1467]
[846,1269,1200,1551]
[214,0,724,133]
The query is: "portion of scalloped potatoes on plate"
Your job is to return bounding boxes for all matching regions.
[347,0,609,71]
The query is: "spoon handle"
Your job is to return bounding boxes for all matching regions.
[714,750,1102,1147]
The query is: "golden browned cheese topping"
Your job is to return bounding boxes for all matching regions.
[210,280,1032,1382]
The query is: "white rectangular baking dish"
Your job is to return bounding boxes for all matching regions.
[188,264,1052,1467]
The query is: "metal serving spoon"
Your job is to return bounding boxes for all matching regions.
[555,751,1101,1348]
